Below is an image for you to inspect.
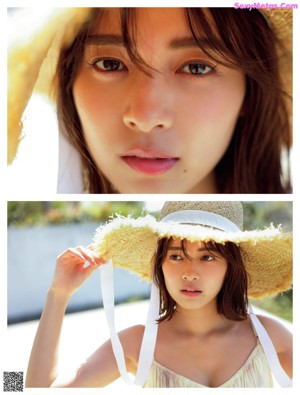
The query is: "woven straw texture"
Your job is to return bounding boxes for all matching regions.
[93,202,292,299]
[159,201,244,229]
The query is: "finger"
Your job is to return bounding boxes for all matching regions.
[57,247,86,263]
[84,245,106,265]
[77,246,106,267]
[67,247,89,262]
[57,246,105,269]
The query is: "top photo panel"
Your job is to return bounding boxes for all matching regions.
[7,7,293,194]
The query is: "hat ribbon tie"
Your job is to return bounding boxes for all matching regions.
[248,305,292,387]
[161,210,240,233]
[100,260,159,386]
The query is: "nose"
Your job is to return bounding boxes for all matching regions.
[182,261,199,281]
[123,74,173,133]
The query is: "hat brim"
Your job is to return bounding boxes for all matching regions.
[93,215,292,299]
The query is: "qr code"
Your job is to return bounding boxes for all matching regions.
[3,372,24,392]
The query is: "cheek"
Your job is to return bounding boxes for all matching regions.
[73,72,118,138]
[162,263,179,283]
[180,71,245,132]
[209,263,228,285]
[176,74,245,166]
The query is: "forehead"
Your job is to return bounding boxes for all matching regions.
[87,8,227,65]
[167,238,205,249]
[91,8,216,45]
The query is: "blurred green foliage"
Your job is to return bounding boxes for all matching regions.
[251,290,292,322]
[8,201,292,229]
[243,201,292,231]
[7,201,145,227]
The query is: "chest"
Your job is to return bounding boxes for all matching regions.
[155,325,257,387]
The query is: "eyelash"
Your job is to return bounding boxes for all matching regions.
[178,61,215,76]
[88,57,216,77]
[88,57,127,72]
[169,254,215,262]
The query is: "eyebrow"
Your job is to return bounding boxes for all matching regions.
[86,34,125,46]
[85,34,214,50]
[167,246,212,252]
[169,36,212,49]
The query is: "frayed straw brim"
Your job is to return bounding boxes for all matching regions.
[7,8,91,164]
[93,215,292,299]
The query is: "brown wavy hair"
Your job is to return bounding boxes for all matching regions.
[153,238,249,322]
[56,8,292,193]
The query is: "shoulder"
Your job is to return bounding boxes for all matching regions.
[256,314,292,351]
[118,325,145,373]
[119,324,145,341]
[256,314,292,378]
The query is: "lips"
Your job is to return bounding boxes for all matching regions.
[121,149,179,175]
[181,288,202,297]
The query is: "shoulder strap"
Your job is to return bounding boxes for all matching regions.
[248,305,292,387]
[100,260,159,386]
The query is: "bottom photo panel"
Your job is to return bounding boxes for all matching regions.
[6,200,293,392]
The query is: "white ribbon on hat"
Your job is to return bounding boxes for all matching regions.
[56,113,84,193]
[161,210,241,232]
[100,260,159,386]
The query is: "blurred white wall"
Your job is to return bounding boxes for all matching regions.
[7,223,150,323]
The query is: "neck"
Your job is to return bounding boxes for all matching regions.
[170,303,230,336]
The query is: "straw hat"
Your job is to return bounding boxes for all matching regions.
[7,8,292,165]
[93,201,292,299]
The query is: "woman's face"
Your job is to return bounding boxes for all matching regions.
[162,239,228,312]
[73,8,245,193]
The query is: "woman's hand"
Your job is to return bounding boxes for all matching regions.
[50,245,105,298]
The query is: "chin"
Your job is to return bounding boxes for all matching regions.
[115,178,192,194]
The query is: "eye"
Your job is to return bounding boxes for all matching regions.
[90,58,126,72]
[202,254,215,262]
[180,62,213,76]
[169,254,183,261]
